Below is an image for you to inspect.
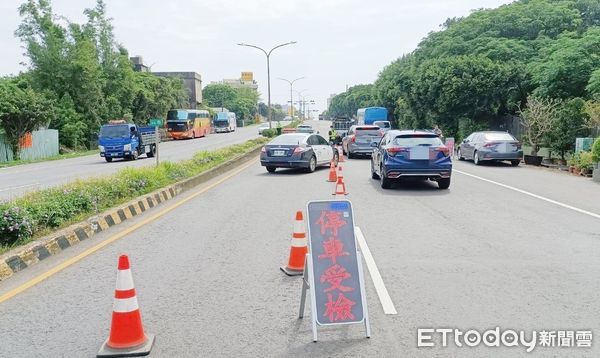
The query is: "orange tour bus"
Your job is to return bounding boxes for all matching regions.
[166,109,211,139]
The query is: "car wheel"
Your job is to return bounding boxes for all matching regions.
[511,160,520,167]
[380,164,391,189]
[192,131,196,139]
[147,144,156,158]
[105,157,113,162]
[132,150,138,160]
[371,159,380,179]
[306,156,317,173]
[458,149,464,161]
[473,151,480,165]
[266,166,276,173]
[437,177,451,189]
[348,151,355,159]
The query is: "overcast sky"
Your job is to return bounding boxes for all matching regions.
[0,0,513,113]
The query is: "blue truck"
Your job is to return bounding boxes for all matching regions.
[357,107,388,125]
[98,120,158,162]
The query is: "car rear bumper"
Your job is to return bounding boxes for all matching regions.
[480,151,523,160]
[384,167,452,179]
[260,159,310,169]
[348,144,375,155]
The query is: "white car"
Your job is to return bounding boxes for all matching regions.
[258,123,270,134]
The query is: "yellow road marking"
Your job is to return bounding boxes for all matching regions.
[0,159,258,304]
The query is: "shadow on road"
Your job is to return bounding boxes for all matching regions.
[368,177,451,196]
[257,167,330,176]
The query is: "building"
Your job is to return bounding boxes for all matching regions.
[153,72,203,109]
[211,72,258,91]
[130,56,150,73]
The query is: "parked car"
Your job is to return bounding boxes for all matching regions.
[260,133,338,173]
[296,124,314,133]
[258,123,270,135]
[457,131,522,166]
[373,121,391,133]
[342,125,383,158]
[371,130,452,189]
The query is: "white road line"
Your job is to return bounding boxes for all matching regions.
[355,226,397,315]
[0,183,40,192]
[454,169,600,220]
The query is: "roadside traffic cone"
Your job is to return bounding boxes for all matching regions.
[332,176,348,198]
[97,255,155,357]
[337,146,345,162]
[337,165,344,181]
[327,161,337,182]
[280,211,308,276]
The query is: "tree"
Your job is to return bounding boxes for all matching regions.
[0,79,55,157]
[583,100,600,137]
[519,96,561,156]
[547,98,588,159]
[202,84,237,109]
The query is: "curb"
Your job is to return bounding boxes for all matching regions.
[0,145,263,281]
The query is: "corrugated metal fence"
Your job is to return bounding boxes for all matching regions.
[0,129,59,162]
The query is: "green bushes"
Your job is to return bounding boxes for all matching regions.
[592,137,600,163]
[0,138,267,251]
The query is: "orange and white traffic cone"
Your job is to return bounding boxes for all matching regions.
[97,255,154,357]
[326,161,337,182]
[280,211,308,276]
[337,146,345,162]
[332,176,348,198]
[337,165,344,181]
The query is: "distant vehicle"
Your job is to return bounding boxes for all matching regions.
[458,131,522,166]
[371,130,452,189]
[166,109,211,139]
[332,117,355,137]
[357,107,388,125]
[258,123,270,134]
[296,124,314,133]
[341,125,383,158]
[214,111,236,133]
[260,133,339,173]
[373,120,391,133]
[98,120,157,162]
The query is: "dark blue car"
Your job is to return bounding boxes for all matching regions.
[370,130,452,189]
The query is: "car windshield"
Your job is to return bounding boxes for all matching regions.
[484,132,515,141]
[393,135,443,147]
[99,125,129,138]
[269,135,306,145]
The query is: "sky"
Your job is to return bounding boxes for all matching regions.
[0,0,514,114]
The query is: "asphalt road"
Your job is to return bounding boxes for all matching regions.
[0,122,284,202]
[1,120,599,357]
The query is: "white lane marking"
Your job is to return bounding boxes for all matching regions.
[454,169,600,220]
[0,183,40,192]
[355,226,397,315]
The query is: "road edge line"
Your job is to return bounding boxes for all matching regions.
[454,169,600,220]
[355,226,397,315]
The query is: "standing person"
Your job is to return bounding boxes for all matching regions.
[328,126,337,144]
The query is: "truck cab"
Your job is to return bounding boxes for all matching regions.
[98,120,157,162]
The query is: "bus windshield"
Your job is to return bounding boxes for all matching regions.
[167,110,188,121]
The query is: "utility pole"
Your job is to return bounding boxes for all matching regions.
[278,77,304,120]
[238,41,297,129]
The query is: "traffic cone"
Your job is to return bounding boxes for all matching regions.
[97,255,155,357]
[332,176,348,197]
[280,211,308,276]
[337,165,344,181]
[337,146,345,162]
[326,161,337,182]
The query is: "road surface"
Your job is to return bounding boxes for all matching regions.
[0,122,283,202]
[1,120,599,357]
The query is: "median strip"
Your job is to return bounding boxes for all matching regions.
[0,138,267,281]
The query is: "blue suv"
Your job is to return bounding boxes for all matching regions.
[371,130,452,189]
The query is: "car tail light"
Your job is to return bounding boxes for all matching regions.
[293,147,307,155]
[386,147,407,157]
[514,142,522,149]
[261,146,266,153]
[351,135,356,143]
[436,146,450,157]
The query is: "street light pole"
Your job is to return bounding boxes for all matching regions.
[294,89,308,120]
[237,41,297,129]
[278,77,304,120]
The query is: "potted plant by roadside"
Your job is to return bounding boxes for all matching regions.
[577,151,594,176]
[568,153,579,174]
[519,96,560,166]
